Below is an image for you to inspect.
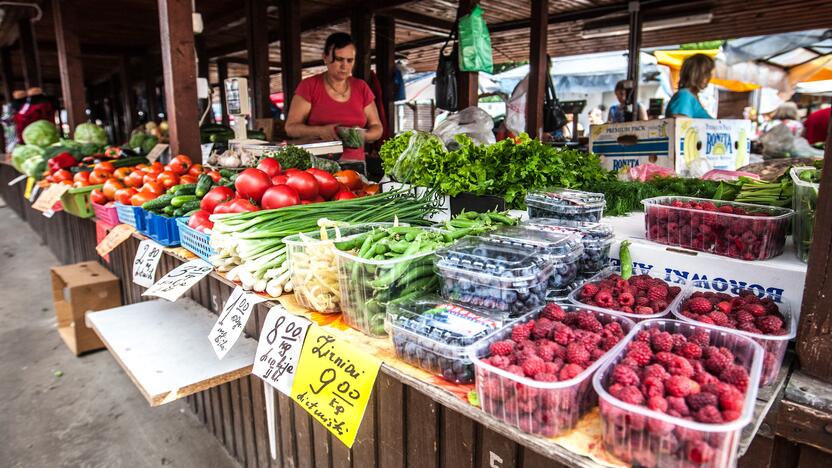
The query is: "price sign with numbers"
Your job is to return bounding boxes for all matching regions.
[132,239,164,287]
[145,143,169,163]
[290,325,381,448]
[142,259,213,301]
[209,286,269,359]
[32,184,69,212]
[96,224,135,257]
[253,305,311,395]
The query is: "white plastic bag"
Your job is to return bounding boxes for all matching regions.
[431,106,495,149]
[505,76,528,136]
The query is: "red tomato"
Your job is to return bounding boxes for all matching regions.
[113,167,132,180]
[213,200,234,214]
[58,179,73,186]
[260,185,300,209]
[53,169,73,183]
[312,195,325,203]
[334,170,362,191]
[284,168,301,176]
[285,171,319,200]
[72,180,89,188]
[187,210,213,232]
[363,184,380,195]
[94,161,115,173]
[179,174,197,184]
[200,186,234,214]
[89,169,110,185]
[143,170,162,184]
[334,190,357,200]
[169,155,192,175]
[234,168,272,202]
[150,161,164,172]
[103,178,125,200]
[206,170,222,182]
[156,171,179,189]
[306,168,340,199]
[271,174,288,185]
[131,191,155,206]
[256,157,282,178]
[115,187,137,205]
[216,199,259,213]
[187,164,204,177]
[124,171,144,188]
[91,189,108,205]
[73,171,91,183]
[141,181,164,197]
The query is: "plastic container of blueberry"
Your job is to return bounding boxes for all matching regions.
[641,196,793,261]
[526,189,606,222]
[522,218,614,278]
[487,226,584,292]
[592,319,763,468]
[568,267,688,322]
[385,295,534,384]
[435,236,554,315]
[470,304,635,437]
[671,283,796,387]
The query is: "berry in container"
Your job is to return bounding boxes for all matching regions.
[471,302,635,437]
[523,218,614,278]
[435,236,553,315]
[672,282,795,387]
[641,196,793,261]
[593,319,763,468]
[487,226,583,294]
[526,189,606,222]
[569,268,687,322]
[385,295,534,384]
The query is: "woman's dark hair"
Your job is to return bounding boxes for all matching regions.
[324,33,354,59]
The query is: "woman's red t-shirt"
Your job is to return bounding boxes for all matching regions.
[295,74,375,161]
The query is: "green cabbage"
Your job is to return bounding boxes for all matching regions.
[11,144,44,171]
[74,122,108,146]
[22,120,59,147]
[140,135,158,154]
[21,156,46,177]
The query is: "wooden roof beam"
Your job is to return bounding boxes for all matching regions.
[384,9,454,32]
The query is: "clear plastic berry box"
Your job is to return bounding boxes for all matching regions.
[568,268,688,322]
[593,319,763,468]
[790,167,819,263]
[641,196,793,261]
[335,227,443,337]
[470,304,635,437]
[487,226,583,295]
[285,223,399,314]
[671,283,795,387]
[522,218,614,278]
[526,189,606,223]
[385,295,533,384]
[435,236,554,315]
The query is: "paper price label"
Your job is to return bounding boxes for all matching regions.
[145,143,169,163]
[132,239,164,287]
[252,305,311,395]
[24,177,35,199]
[142,259,213,301]
[7,174,26,186]
[209,286,269,359]
[32,184,69,212]
[201,143,214,161]
[96,224,135,257]
[290,325,381,448]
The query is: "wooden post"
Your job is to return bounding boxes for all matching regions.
[17,18,41,88]
[0,47,14,102]
[217,59,230,126]
[526,0,548,139]
[625,1,642,121]
[797,121,832,382]
[52,0,87,132]
[143,55,158,122]
[279,0,302,114]
[119,56,136,135]
[245,0,271,119]
[157,0,201,160]
[456,0,478,110]
[351,10,372,82]
[375,15,396,133]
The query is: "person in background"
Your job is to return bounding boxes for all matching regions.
[665,54,715,119]
[284,32,383,162]
[804,106,830,145]
[588,105,606,126]
[607,80,647,122]
[760,102,804,136]
[13,87,56,142]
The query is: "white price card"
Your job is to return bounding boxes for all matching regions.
[142,258,213,301]
[201,143,214,161]
[209,286,268,359]
[7,174,26,186]
[132,239,164,287]
[145,143,169,163]
[32,183,69,212]
[252,304,311,396]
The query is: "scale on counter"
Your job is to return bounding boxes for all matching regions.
[224,77,267,145]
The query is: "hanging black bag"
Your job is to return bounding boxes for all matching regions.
[543,56,567,133]
[435,27,458,112]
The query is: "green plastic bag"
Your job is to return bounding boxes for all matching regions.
[458,5,493,73]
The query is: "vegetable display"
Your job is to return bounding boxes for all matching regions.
[22,120,60,147]
[74,122,108,146]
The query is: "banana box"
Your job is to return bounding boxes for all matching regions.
[589,118,751,175]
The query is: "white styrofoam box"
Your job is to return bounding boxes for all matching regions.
[589,118,751,175]
[380,181,451,222]
[605,213,806,318]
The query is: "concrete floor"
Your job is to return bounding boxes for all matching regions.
[0,204,240,468]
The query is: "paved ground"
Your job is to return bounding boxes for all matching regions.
[0,204,240,468]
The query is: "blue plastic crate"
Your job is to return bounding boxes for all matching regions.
[176,217,216,261]
[144,211,181,247]
[115,202,141,228]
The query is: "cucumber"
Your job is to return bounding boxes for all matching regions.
[174,185,197,196]
[112,156,149,168]
[141,193,175,210]
[168,183,196,195]
[180,200,201,212]
[171,195,197,207]
[163,205,176,216]
[195,174,213,197]
[219,169,237,178]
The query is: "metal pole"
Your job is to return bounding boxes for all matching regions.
[626,1,642,121]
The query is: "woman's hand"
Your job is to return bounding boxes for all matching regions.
[317,124,339,141]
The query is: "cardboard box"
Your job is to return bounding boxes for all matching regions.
[589,117,751,174]
[51,261,121,355]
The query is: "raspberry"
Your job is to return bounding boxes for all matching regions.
[668,355,695,377]
[635,306,655,315]
[735,310,755,323]
[647,285,668,302]
[644,364,670,380]
[720,365,750,392]
[486,355,510,368]
[707,311,730,327]
[626,342,653,366]
[511,322,533,342]
[634,330,652,343]
[578,332,602,350]
[602,335,621,350]
[647,396,668,412]
[580,283,599,299]
[618,292,635,306]
[705,350,732,374]
[687,440,714,464]
[651,331,674,352]
[680,342,702,360]
[694,405,724,424]
[532,318,556,339]
[540,302,566,321]
[521,357,545,378]
[718,387,744,412]
[576,313,603,333]
[566,342,591,365]
[744,303,766,317]
[617,385,645,405]
[559,363,584,380]
[489,340,515,356]
[603,321,624,337]
[612,364,640,386]
[535,341,558,362]
[534,373,558,382]
[594,289,614,307]
[722,410,741,421]
[667,396,690,416]
[689,330,711,346]
[552,325,575,346]
[666,376,699,397]
[756,315,784,334]
[654,351,674,367]
[506,365,524,376]
[686,392,718,411]
[687,297,713,314]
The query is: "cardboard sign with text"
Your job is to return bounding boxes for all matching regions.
[210,286,269,359]
[132,239,164,287]
[142,259,213,301]
[96,224,135,257]
[32,184,69,212]
[252,305,311,394]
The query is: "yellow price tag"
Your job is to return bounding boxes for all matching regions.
[96,224,136,257]
[290,325,381,448]
[23,177,35,198]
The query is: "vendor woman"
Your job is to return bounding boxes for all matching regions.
[284,32,383,161]
[666,54,715,119]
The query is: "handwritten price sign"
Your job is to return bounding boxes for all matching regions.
[32,183,69,212]
[290,325,381,448]
[142,259,213,301]
[132,239,164,287]
[252,305,311,395]
[96,224,136,257]
[145,143,169,163]
[209,286,269,359]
